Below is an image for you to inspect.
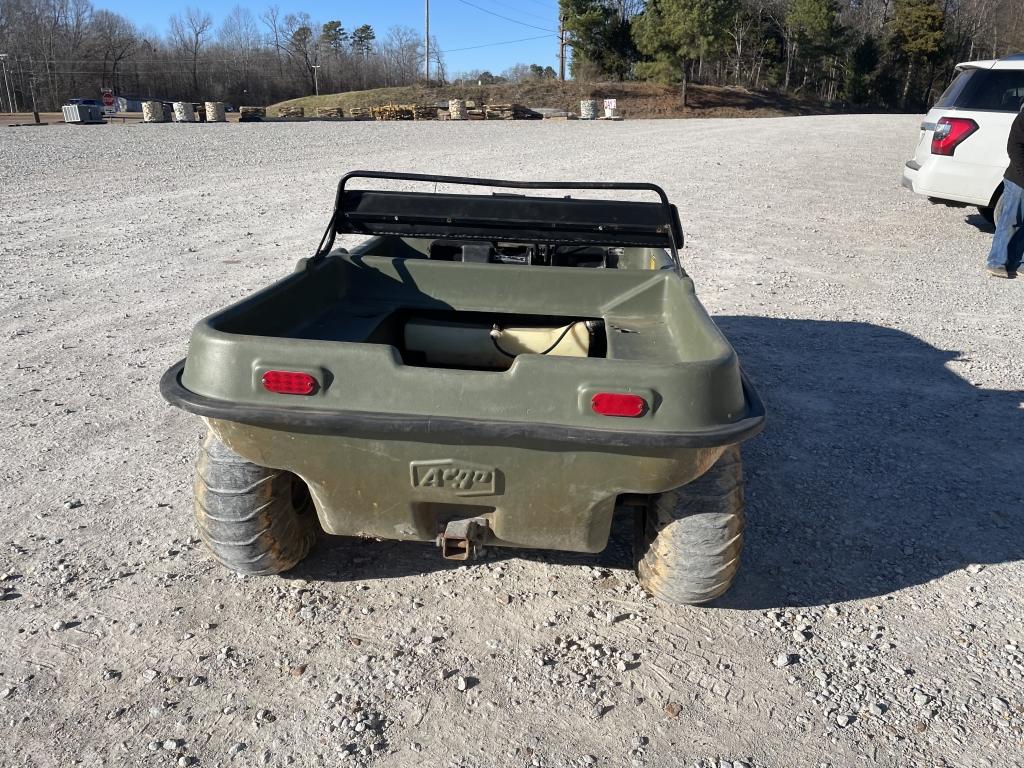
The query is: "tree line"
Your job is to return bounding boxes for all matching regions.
[0,0,448,111]
[563,0,1024,109]
[3,0,1021,114]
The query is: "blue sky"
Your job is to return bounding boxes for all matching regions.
[99,0,563,76]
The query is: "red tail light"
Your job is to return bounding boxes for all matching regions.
[591,392,647,417]
[261,370,318,395]
[931,117,978,156]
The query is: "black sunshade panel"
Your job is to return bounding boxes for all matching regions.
[338,189,682,249]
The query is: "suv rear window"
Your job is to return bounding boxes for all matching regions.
[935,68,1024,111]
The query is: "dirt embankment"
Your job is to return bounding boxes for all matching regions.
[270,80,840,120]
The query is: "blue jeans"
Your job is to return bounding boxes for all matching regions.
[988,178,1024,271]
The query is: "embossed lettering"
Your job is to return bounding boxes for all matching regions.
[411,460,499,497]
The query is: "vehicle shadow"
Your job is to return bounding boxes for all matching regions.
[291,317,1023,611]
[713,316,1023,609]
[965,212,996,233]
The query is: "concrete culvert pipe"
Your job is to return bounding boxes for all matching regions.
[173,101,196,123]
[205,102,226,122]
[448,99,467,120]
[142,101,165,123]
[580,100,599,120]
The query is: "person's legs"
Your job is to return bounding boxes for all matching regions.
[1007,181,1024,274]
[988,179,1024,274]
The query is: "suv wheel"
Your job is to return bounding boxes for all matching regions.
[979,188,1005,226]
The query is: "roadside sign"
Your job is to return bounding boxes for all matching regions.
[603,99,617,110]
[101,88,116,116]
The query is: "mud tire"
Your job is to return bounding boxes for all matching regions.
[634,445,745,604]
[194,430,318,575]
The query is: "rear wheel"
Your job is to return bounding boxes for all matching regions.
[979,189,1005,226]
[634,446,745,604]
[194,430,318,575]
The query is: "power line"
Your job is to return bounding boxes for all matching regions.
[441,33,556,53]
[453,0,558,33]
[478,0,556,23]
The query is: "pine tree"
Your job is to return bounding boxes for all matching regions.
[560,0,636,80]
[889,0,944,108]
[633,0,737,105]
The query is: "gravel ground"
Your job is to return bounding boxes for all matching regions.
[1,116,1021,768]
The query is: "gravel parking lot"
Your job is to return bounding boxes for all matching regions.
[1,116,1021,768]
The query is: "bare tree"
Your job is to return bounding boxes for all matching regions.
[281,12,320,92]
[382,25,420,85]
[169,6,212,96]
[259,4,285,77]
[91,9,136,91]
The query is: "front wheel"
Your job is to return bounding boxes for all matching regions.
[634,446,745,604]
[194,431,319,575]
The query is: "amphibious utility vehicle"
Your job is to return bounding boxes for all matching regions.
[161,172,765,604]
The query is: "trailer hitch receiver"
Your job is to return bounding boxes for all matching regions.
[437,517,491,561]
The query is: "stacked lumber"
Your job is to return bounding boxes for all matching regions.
[278,105,305,118]
[411,104,438,120]
[316,107,344,119]
[483,103,541,120]
[348,107,372,120]
[371,104,414,121]
[239,106,265,121]
[369,103,435,121]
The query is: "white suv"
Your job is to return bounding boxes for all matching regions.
[902,53,1024,223]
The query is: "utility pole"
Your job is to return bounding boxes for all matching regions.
[558,16,566,82]
[0,54,15,114]
[29,74,39,123]
[312,64,321,96]
[424,0,430,83]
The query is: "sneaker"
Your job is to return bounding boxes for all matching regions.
[986,265,1015,278]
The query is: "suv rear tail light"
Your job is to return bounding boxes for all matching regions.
[262,370,318,395]
[591,392,647,417]
[931,117,978,156]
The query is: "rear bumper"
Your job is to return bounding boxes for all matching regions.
[905,162,921,189]
[901,160,920,190]
[165,357,765,552]
[160,358,766,450]
[901,157,1000,207]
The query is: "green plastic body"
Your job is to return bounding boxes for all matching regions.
[169,237,762,553]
